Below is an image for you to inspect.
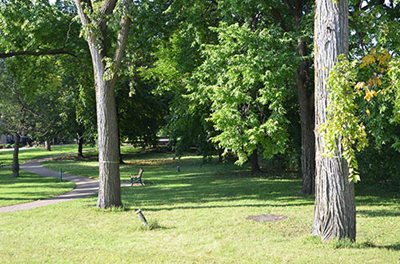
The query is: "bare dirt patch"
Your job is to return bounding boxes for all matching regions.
[246,214,287,222]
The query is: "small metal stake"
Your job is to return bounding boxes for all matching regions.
[60,168,63,182]
[136,209,148,226]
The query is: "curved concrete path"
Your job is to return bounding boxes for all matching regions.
[0,158,99,213]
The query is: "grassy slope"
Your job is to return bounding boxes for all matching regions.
[0,147,399,263]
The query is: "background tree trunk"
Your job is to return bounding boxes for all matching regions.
[297,40,315,195]
[312,0,356,241]
[12,133,20,177]
[250,149,261,175]
[45,140,51,151]
[77,132,84,159]
[117,118,124,164]
[218,148,223,163]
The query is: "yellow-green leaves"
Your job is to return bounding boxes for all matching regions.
[388,59,400,124]
[323,48,398,183]
[323,55,368,183]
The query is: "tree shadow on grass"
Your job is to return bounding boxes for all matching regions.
[373,243,400,251]
[121,163,314,210]
[357,209,400,218]
[138,202,314,212]
[344,242,400,251]
[48,151,399,214]
[64,153,311,210]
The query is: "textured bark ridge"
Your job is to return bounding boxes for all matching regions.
[312,0,356,241]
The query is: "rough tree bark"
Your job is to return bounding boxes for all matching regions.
[74,0,131,208]
[12,133,20,177]
[312,0,356,241]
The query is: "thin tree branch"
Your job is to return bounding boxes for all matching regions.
[97,0,119,57]
[100,0,118,17]
[0,48,76,58]
[110,1,131,87]
[74,0,91,26]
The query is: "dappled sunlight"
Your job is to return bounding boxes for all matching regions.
[43,151,310,210]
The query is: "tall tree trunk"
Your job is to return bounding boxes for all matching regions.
[45,140,51,151]
[75,0,131,209]
[12,133,20,177]
[297,40,315,195]
[77,132,84,159]
[217,148,223,163]
[250,149,261,175]
[90,45,122,208]
[313,0,356,241]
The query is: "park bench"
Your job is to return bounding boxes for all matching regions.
[131,168,144,186]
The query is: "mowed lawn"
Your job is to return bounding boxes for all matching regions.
[0,145,81,207]
[0,168,74,207]
[0,146,399,263]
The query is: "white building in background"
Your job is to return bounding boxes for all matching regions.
[0,134,16,144]
[0,134,9,144]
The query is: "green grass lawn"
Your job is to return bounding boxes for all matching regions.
[0,168,74,207]
[0,146,399,263]
[0,145,81,207]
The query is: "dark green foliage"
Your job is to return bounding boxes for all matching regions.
[117,78,168,147]
[358,144,400,186]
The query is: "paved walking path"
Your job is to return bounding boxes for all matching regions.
[0,158,99,213]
